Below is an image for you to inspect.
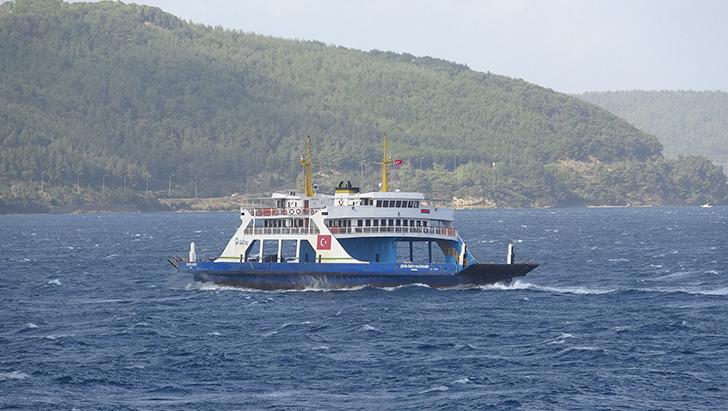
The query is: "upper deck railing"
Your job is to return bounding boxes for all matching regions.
[240,225,455,237]
[243,226,321,235]
[250,208,317,217]
[328,225,456,237]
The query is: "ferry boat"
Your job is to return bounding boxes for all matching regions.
[169,137,538,290]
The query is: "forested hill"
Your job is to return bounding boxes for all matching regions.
[0,0,726,211]
[579,90,728,171]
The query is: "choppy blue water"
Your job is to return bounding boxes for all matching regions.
[1,207,727,410]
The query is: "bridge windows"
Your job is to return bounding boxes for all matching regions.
[361,199,422,209]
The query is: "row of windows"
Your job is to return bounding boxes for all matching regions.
[375,200,419,208]
[259,218,309,228]
[325,218,434,228]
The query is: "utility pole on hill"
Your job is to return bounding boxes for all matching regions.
[168,174,174,197]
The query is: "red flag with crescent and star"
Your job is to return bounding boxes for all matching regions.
[317,234,332,250]
[393,159,404,167]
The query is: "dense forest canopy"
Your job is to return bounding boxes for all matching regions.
[579,90,728,172]
[0,0,726,211]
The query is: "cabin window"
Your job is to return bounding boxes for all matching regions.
[381,200,388,207]
[388,219,394,226]
[410,220,415,227]
[365,219,371,227]
[358,219,363,227]
[396,219,401,226]
[376,201,382,208]
[423,220,428,227]
[416,220,421,227]
[408,201,414,208]
[395,200,402,207]
[414,201,419,208]
[373,219,379,227]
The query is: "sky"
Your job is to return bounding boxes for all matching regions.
[92,0,728,93]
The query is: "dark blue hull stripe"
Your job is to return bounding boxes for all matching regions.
[179,262,538,290]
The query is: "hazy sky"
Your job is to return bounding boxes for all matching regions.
[99,1,728,93]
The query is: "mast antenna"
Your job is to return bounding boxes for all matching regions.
[300,136,315,197]
[378,134,393,192]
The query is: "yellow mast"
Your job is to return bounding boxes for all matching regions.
[379,134,393,192]
[300,136,314,197]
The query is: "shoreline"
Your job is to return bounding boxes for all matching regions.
[0,203,721,216]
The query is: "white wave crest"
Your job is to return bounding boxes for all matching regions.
[185,281,248,292]
[642,287,728,296]
[0,371,29,380]
[546,332,575,345]
[23,323,39,330]
[379,283,432,292]
[479,279,616,295]
[185,281,371,293]
[47,279,61,286]
[358,324,382,333]
[418,385,449,394]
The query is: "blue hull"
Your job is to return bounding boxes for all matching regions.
[174,260,538,290]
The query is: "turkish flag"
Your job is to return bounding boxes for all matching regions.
[393,159,404,167]
[317,234,332,250]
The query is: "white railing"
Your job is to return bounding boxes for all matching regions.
[327,225,456,237]
[243,226,320,236]
[241,225,454,237]
[250,208,317,217]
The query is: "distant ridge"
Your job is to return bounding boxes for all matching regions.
[0,0,726,211]
[579,90,728,172]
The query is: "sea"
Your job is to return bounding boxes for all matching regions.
[1,207,727,410]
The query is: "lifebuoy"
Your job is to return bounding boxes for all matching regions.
[296,209,301,215]
[289,208,295,215]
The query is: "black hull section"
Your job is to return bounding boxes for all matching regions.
[188,263,538,291]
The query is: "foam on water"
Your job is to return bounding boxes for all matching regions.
[0,371,29,380]
[22,323,39,330]
[479,279,617,295]
[358,324,382,333]
[185,281,369,293]
[418,385,450,394]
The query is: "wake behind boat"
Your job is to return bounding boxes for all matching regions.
[169,137,538,290]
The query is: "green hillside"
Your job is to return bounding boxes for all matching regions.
[580,90,728,171]
[0,0,726,211]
